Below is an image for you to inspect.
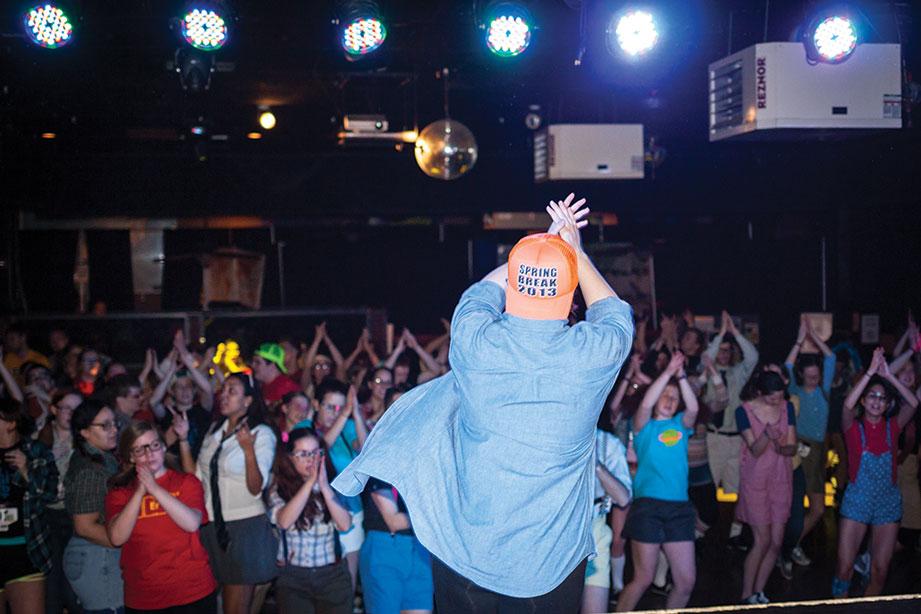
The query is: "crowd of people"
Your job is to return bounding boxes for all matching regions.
[1,298,920,613]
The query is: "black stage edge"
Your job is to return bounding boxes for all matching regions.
[622,593,921,613]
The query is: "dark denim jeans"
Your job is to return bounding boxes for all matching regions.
[432,556,586,614]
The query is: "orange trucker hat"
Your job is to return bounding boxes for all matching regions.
[505,233,578,321]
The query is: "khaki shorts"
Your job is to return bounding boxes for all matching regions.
[800,439,827,495]
[584,512,613,588]
[706,431,741,495]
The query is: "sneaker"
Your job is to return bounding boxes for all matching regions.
[777,556,793,580]
[741,594,760,605]
[756,591,770,604]
[790,545,812,567]
[650,580,672,596]
[853,551,871,578]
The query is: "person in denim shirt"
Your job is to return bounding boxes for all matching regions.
[334,195,634,612]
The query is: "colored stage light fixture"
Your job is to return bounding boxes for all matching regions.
[609,9,659,58]
[180,4,229,51]
[485,2,532,57]
[22,3,74,49]
[338,1,387,57]
[810,15,857,63]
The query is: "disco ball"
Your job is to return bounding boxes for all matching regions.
[414,119,478,180]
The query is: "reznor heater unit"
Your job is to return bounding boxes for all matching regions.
[709,43,902,141]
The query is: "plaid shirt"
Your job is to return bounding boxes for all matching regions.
[64,446,118,518]
[269,491,338,568]
[1,440,59,574]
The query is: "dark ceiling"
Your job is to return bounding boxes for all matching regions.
[1,0,919,219]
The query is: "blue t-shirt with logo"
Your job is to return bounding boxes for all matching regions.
[632,413,693,501]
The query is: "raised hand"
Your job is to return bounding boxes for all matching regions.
[797,315,809,343]
[667,351,686,375]
[168,407,190,441]
[879,352,893,379]
[441,318,451,334]
[403,329,420,350]
[236,423,256,451]
[547,194,589,249]
[701,352,715,374]
[317,456,330,489]
[4,449,27,479]
[136,463,157,494]
[867,347,884,376]
[314,322,327,341]
[347,385,359,416]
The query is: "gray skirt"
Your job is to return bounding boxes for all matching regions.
[200,514,279,585]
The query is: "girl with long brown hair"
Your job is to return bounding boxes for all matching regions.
[270,427,352,613]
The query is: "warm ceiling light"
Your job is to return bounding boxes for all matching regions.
[41,132,57,139]
[258,111,276,130]
[246,132,262,140]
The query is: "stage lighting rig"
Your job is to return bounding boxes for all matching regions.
[336,1,387,59]
[177,1,232,51]
[482,2,533,58]
[802,7,859,64]
[20,2,75,49]
[607,8,659,59]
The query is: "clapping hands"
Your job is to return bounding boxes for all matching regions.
[546,193,589,251]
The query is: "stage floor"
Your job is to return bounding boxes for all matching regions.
[624,506,921,612]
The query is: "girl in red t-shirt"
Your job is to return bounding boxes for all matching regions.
[105,421,217,613]
[833,348,919,598]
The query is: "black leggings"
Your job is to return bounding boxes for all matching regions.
[432,556,586,614]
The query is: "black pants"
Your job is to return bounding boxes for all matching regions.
[275,560,353,614]
[125,591,216,614]
[432,557,586,614]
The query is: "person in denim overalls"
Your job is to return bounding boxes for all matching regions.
[833,348,918,598]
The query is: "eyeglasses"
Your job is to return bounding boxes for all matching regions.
[322,403,345,413]
[372,377,392,386]
[314,363,331,371]
[130,441,165,457]
[91,421,117,431]
[866,392,887,401]
[290,449,324,460]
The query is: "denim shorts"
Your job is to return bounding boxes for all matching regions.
[623,497,696,544]
[63,536,124,611]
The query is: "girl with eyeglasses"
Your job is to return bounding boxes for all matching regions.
[308,380,367,592]
[104,421,216,613]
[0,401,58,614]
[269,427,352,613]
[832,348,918,598]
[63,399,124,613]
[361,367,394,428]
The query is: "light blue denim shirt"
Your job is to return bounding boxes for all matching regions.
[333,281,633,597]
